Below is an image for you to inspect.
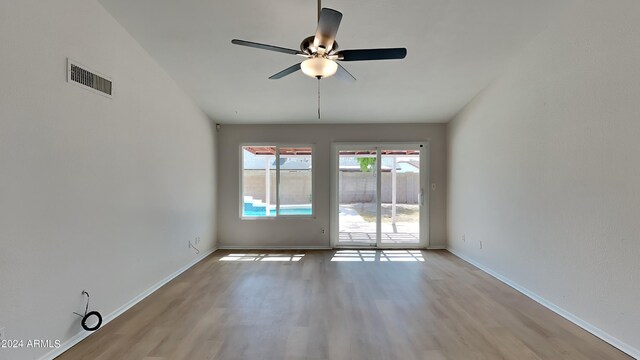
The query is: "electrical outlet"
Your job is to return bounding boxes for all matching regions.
[479,241,483,249]
[321,228,325,234]
[431,183,436,191]
[462,234,466,242]
[195,237,200,244]
[0,327,6,342]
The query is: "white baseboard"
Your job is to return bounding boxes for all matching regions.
[447,248,639,359]
[427,245,447,250]
[41,248,217,360]
[218,245,331,250]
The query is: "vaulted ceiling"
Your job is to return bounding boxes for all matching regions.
[99,0,572,124]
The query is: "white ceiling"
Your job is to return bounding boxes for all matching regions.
[98,0,570,124]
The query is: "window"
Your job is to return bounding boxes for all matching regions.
[241,145,313,218]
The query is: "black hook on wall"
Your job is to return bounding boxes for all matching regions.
[73,290,103,331]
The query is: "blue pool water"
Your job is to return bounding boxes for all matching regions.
[243,202,312,217]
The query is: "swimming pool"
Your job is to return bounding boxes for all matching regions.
[243,202,312,217]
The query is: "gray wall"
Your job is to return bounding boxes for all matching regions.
[0,1,217,359]
[447,0,640,355]
[217,124,447,248]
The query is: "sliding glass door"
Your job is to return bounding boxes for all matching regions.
[337,147,378,245]
[332,143,428,248]
[380,147,422,245]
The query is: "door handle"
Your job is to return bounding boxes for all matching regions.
[420,189,424,206]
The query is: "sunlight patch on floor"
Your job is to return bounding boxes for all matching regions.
[219,253,305,262]
[331,250,424,262]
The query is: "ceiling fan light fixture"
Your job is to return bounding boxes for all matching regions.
[301,57,338,78]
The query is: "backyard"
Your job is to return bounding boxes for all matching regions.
[339,203,420,244]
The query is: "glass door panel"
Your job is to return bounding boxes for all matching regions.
[380,149,421,245]
[338,149,378,245]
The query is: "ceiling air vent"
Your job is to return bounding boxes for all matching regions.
[67,59,113,98]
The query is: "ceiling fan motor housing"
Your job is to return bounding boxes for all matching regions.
[301,35,338,55]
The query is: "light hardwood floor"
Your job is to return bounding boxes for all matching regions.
[58,250,631,360]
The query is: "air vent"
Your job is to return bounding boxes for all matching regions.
[67,59,113,98]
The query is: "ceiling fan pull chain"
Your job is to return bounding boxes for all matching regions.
[318,78,321,119]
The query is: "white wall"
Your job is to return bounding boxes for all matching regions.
[217,124,447,249]
[447,0,640,356]
[0,1,217,359]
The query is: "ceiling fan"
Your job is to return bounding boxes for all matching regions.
[231,0,407,116]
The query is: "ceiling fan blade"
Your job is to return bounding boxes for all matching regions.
[313,8,342,52]
[337,48,407,61]
[335,63,356,82]
[269,63,302,79]
[231,39,303,56]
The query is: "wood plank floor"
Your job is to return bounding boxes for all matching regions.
[58,250,631,360]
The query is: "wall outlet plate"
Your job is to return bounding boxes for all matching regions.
[479,241,483,249]
[462,234,466,242]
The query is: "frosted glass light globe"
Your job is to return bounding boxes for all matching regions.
[301,57,338,78]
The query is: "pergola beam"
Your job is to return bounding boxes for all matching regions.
[244,146,311,156]
[338,150,419,156]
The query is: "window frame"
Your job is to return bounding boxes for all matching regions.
[239,143,315,220]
